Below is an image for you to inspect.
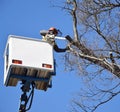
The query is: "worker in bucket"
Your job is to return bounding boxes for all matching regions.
[40,27,70,52]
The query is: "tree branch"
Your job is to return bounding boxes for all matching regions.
[71,0,79,41]
[69,46,120,78]
[92,91,120,112]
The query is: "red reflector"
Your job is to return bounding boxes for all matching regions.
[42,64,52,68]
[12,59,22,64]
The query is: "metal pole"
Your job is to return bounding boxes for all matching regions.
[19,81,35,112]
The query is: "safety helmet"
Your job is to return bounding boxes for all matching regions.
[48,27,58,35]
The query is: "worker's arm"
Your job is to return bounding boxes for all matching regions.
[53,35,72,52]
[53,43,68,53]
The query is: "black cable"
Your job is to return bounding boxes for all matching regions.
[19,82,35,112]
[25,82,35,111]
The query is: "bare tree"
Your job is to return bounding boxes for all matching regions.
[61,0,120,111]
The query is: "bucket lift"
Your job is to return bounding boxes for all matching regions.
[4,35,55,112]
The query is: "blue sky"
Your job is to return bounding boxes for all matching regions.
[0,1,120,112]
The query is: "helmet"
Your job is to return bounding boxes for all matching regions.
[48,27,58,35]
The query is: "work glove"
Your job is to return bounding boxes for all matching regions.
[66,45,71,51]
[65,35,73,43]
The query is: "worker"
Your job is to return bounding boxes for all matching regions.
[40,27,70,52]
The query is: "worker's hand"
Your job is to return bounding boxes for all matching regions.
[66,45,70,51]
[65,35,73,43]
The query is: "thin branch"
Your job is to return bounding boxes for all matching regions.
[92,91,120,112]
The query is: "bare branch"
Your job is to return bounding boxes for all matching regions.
[92,91,120,112]
[62,0,120,111]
